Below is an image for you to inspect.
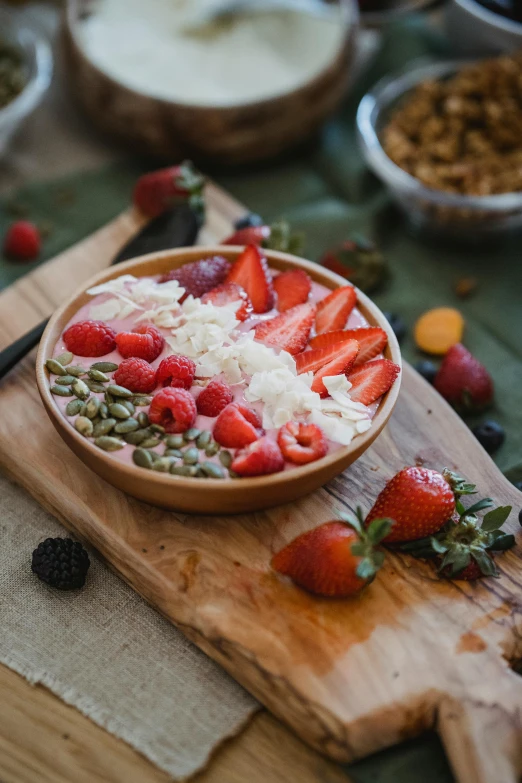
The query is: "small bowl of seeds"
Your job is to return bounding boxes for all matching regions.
[0,8,52,158]
[357,54,522,239]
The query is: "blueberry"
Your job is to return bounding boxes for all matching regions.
[383,312,407,343]
[234,212,264,231]
[472,420,505,454]
[415,359,437,384]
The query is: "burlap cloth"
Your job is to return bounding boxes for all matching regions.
[0,476,258,779]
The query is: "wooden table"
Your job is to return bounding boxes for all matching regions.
[0,666,352,783]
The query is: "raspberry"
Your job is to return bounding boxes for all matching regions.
[115,324,164,362]
[159,256,230,299]
[196,380,234,417]
[113,358,157,394]
[277,421,328,465]
[201,283,253,322]
[231,437,284,477]
[3,220,41,262]
[148,388,196,434]
[157,355,196,390]
[63,320,117,357]
[213,403,263,448]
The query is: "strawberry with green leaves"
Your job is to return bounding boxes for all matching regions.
[272,509,393,598]
[222,219,305,256]
[399,481,514,580]
[133,161,205,218]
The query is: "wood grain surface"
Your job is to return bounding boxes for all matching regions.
[0,183,521,783]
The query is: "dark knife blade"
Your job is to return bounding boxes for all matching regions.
[0,204,201,380]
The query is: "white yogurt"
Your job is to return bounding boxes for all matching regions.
[77,0,345,106]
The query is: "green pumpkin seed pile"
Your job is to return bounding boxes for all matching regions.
[46,353,231,479]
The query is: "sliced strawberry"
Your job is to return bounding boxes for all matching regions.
[347,359,400,405]
[226,245,274,313]
[277,422,328,465]
[311,339,360,397]
[315,286,357,334]
[213,403,263,448]
[231,436,284,477]
[295,344,349,375]
[254,303,316,356]
[310,326,388,366]
[201,282,253,321]
[273,269,311,312]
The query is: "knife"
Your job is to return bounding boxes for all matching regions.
[0,204,201,380]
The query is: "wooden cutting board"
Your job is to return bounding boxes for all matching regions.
[1,183,521,783]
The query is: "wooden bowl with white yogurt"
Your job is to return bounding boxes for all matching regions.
[63,0,358,164]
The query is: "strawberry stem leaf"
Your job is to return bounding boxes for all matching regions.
[366,517,394,545]
[480,505,512,531]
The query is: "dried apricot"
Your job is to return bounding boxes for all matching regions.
[414,307,464,355]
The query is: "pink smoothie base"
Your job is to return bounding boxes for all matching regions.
[50,275,379,475]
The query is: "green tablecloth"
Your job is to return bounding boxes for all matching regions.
[1,18,520,783]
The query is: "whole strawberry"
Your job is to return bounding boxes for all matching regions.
[272,509,392,598]
[366,467,456,543]
[320,237,388,293]
[3,220,41,262]
[133,161,204,218]
[434,343,493,412]
[222,219,304,256]
[401,490,514,580]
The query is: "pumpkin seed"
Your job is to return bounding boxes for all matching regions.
[90,415,102,427]
[151,457,174,473]
[165,434,184,449]
[184,428,201,442]
[75,416,94,437]
[114,418,139,434]
[200,461,225,479]
[95,436,124,451]
[131,396,152,406]
[164,448,182,459]
[66,365,87,377]
[107,384,133,398]
[65,399,83,416]
[51,384,73,397]
[72,379,90,400]
[150,423,165,434]
[121,400,135,415]
[218,450,232,468]
[56,375,76,386]
[183,447,199,465]
[88,368,109,382]
[46,358,68,376]
[229,470,240,478]
[56,351,74,366]
[123,429,149,445]
[196,430,211,449]
[85,397,101,419]
[171,465,198,477]
[148,450,162,462]
[205,442,220,458]
[99,402,109,420]
[109,403,131,420]
[137,412,149,428]
[86,380,106,393]
[105,391,114,405]
[140,436,161,449]
[93,418,116,437]
[91,361,118,373]
[133,449,154,469]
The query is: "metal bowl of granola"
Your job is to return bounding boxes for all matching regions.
[356,56,522,239]
[0,9,53,159]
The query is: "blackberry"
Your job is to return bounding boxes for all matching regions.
[383,311,406,343]
[234,212,264,230]
[472,420,505,454]
[32,537,90,590]
[415,359,437,385]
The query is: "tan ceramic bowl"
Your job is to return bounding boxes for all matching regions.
[62,0,358,164]
[37,248,401,514]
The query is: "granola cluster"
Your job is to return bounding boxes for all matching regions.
[382,54,522,197]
